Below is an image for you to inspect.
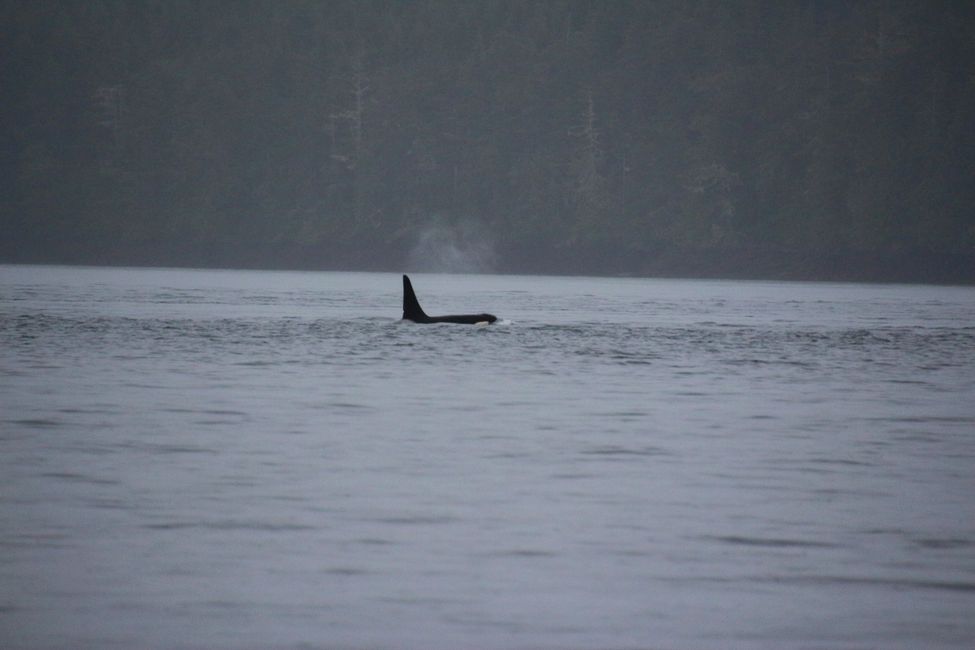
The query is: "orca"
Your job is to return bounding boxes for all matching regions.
[402,275,497,325]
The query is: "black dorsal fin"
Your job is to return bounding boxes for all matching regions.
[402,275,429,322]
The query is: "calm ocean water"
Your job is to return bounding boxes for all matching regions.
[1,265,974,649]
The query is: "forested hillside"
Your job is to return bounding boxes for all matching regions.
[3,1,974,281]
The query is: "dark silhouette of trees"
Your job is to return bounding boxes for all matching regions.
[2,0,973,282]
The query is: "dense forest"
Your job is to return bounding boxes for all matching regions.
[2,0,974,282]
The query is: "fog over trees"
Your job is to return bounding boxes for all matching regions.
[3,0,974,282]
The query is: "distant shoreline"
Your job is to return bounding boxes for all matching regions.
[3,243,973,287]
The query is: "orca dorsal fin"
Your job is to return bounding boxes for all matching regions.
[402,275,429,322]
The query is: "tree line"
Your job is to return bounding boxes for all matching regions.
[3,0,974,282]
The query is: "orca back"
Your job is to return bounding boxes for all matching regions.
[401,274,497,325]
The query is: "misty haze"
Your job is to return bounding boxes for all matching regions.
[2,2,975,650]
[3,1,974,280]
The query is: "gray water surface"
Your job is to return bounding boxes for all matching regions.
[1,266,974,649]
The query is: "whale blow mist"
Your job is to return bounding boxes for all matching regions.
[406,219,496,274]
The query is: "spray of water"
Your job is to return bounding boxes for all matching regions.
[406,218,496,273]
